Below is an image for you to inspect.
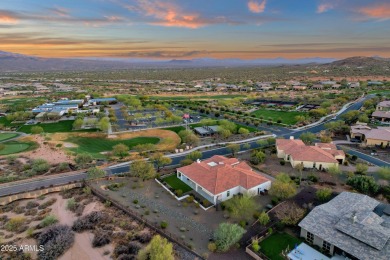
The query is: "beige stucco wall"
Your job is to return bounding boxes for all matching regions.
[290,158,338,170]
[365,138,390,147]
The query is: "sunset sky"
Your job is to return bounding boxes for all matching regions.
[1,0,390,59]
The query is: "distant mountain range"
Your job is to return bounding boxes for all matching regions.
[0,50,388,72]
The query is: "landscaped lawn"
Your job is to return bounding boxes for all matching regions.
[0,133,19,142]
[148,95,247,100]
[251,109,307,125]
[163,126,186,134]
[67,136,160,158]
[191,120,257,132]
[18,120,98,134]
[260,232,303,260]
[162,174,192,193]
[0,141,34,155]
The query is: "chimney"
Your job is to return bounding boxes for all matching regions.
[290,136,294,140]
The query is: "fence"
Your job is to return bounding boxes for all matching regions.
[87,183,205,260]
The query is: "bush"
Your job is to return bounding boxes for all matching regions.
[307,175,318,183]
[38,225,75,260]
[66,198,77,212]
[208,242,217,252]
[213,223,246,252]
[38,198,57,209]
[347,176,379,195]
[26,201,39,209]
[72,211,107,232]
[239,220,247,227]
[136,229,153,243]
[316,188,333,202]
[40,215,58,228]
[280,160,286,165]
[160,221,168,229]
[186,196,194,203]
[5,217,26,232]
[252,243,260,252]
[174,189,183,197]
[92,231,112,247]
[133,199,139,204]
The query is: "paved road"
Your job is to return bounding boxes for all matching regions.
[0,95,383,197]
[339,146,390,167]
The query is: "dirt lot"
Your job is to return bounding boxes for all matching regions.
[91,177,272,256]
[18,135,73,164]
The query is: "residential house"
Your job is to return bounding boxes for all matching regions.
[293,86,307,91]
[311,84,324,90]
[372,111,390,122]
[276,137,345,170]
[176,155,271,205]
[351,124,390,147]
[298,192,390,260]
[349,82,360,88]
[377,101,390,111]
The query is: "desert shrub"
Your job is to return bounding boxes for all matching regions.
[135,229,153,243]
[13,206,25,214]
[26,201,39,209]
[307,175,318,183]
[38,198,57,209]
[128,241,143,255]
[160,221,168,229]
[38,225,75,260]
[133,199,139,204]
[208,242,217,252]
[174,189,183,197]
[66,198,77,212]
[5,217,26,232]
[31,159,50,174]
[25,208,38,216]
[280,160,285,165]
[92,231,112,247]
[72,211,107,232]
[316,188,333,202]
[186,196,194,203]
[40,215,58,228]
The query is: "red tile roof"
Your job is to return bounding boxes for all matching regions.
[277,139,345,163]
[177,155,270,195]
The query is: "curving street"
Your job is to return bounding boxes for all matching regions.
[1,94,386,197]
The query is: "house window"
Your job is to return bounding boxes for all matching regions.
[322,241,331,253]
[178,172,181,177]
[306,232,314,244]
[227,190,230,197]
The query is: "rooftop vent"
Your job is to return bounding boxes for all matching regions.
[207,162,217,167]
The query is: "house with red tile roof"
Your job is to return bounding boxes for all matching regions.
[176,155,271,205]
[276,137,345,170]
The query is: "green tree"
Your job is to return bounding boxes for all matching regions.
[87,167,106,180]
[300,132,316,145]
[98,117,110,132]
[250,150,266,165]
[378,167,390,180]
[257,211,270,226]
[341,110,360,124]
[31,126,44,134]
[355,163,368,175]
[213,223,246,252]
[32,159,50,174]
[274,202,306,225]
[256,139,268,147]
[150,152,172,171]
[269,173,297,200]
[219,128,232,139]
[226,143,240,156]
[112,143,129,158]
[178,130,199,146]
[347,176,379,194]
[224,193,259,222]
[131,160,156,181]
[316,188,333,202]
[75,153,94,169]
[73,118,83,130]
[180,158,194,166]
[219,119,237,134]
[137,235,174,260]
[324,120,350,135]
[185,151,202,161]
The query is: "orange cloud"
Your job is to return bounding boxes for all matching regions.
[248,0,266,14]
[131,0,207,28]
[358,4,390,20]
[0,11,18,24]
[317,3,334,14]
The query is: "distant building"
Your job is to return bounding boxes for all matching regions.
[351,124,390,147]
[298,192,390,259]
[176,155,271,205]
[193,125,219,136]
[377,101,390,111]
[372,111,390,122]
